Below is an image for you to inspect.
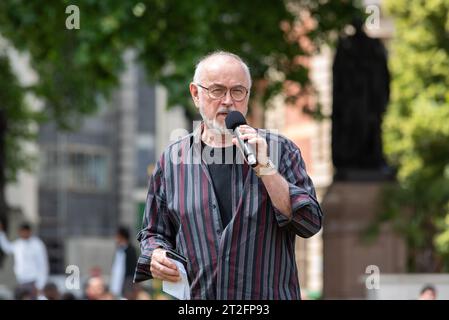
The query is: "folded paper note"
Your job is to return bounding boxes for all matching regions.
[162,259,190,300]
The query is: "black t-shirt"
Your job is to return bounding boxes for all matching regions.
[201,142,239,227]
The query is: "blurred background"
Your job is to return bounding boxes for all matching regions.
[0,0,448,300]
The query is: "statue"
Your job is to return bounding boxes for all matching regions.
[331,18,391,180]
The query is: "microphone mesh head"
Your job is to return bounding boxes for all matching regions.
[225,111,247,130]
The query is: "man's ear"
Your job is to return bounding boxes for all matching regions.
[189,82,200,108]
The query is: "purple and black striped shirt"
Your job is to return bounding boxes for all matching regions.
[134,123,323,299]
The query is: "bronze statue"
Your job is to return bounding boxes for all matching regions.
[332,19,391,180]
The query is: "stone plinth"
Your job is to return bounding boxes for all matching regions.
[322,181,406,299]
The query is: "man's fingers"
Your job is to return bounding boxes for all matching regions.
[238,127,256,135]
[239,134,266,146]
[152,249,177,269]
[162,257,178,270]
[238,125,254,131]
[151,260,181,282]
[151,250,181,280]
[239,133,258,141]
[152,271,182,282]
[151,266,181,282]
[152,261,180,277]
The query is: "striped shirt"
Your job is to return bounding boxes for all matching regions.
[134,123,323,300]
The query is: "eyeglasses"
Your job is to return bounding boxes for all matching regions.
[196,83,249,102]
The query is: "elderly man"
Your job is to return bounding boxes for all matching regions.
[134,51,323,299]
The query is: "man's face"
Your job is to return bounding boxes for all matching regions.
[420,289,436,300]
[116,234,127,246]
[86,277,106,300]
[19,229,31,240]
[190,56,250,133]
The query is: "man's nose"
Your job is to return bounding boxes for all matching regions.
[222,89,233,105]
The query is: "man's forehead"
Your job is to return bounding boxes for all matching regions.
[200,57,249,83]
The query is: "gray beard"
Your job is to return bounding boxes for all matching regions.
[204,120,228,134]
[200,110,229,134]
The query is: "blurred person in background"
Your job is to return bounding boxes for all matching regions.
[14,285,36,300]
[61,292,77,300]
[41,282,60,300]
[122,281,151,300]
[83,275,109,300]
[109,226,137,299]
[418,284,437,300]
[0,222,49,299]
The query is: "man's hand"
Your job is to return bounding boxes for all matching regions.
[232,125,269,167]
[150,248,181,282]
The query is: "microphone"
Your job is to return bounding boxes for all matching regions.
[225,111,258,167]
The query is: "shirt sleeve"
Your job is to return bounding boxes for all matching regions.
[134,155,176,283]
[0,231,14,254]
[272,140,323,238]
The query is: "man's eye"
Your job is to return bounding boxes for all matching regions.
[211,88,225,95]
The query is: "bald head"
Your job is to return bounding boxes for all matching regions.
[193,51,252,88]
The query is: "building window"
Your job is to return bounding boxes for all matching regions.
[39,145,110,192]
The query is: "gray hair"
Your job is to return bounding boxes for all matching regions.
[193,51,252,88]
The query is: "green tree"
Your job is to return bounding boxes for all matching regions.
[0,0,362,226]
[0,52,42,226]
[380,0,449,271]
[0,51,43,265]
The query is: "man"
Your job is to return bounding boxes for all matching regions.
[42,282,61,300]
[83,275,107,300]
[134,51,323,299]
[418,284,437,300]
[0,222,49,298]
[109,226,137,298]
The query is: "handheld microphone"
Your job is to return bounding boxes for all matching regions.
[225,111,258,167]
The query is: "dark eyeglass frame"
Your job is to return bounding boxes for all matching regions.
[195,83,249,102]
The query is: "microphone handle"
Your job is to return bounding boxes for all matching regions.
[235,127,258,167]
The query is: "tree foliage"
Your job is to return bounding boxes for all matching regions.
[380,0,449,271]
[0,53,41,182]
[0,0,362,122]
[0,0,363,220]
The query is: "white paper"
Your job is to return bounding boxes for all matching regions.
[162,259,190,300]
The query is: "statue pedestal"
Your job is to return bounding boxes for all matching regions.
[322,181,406,299]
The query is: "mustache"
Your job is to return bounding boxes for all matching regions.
[216,108,236,116]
